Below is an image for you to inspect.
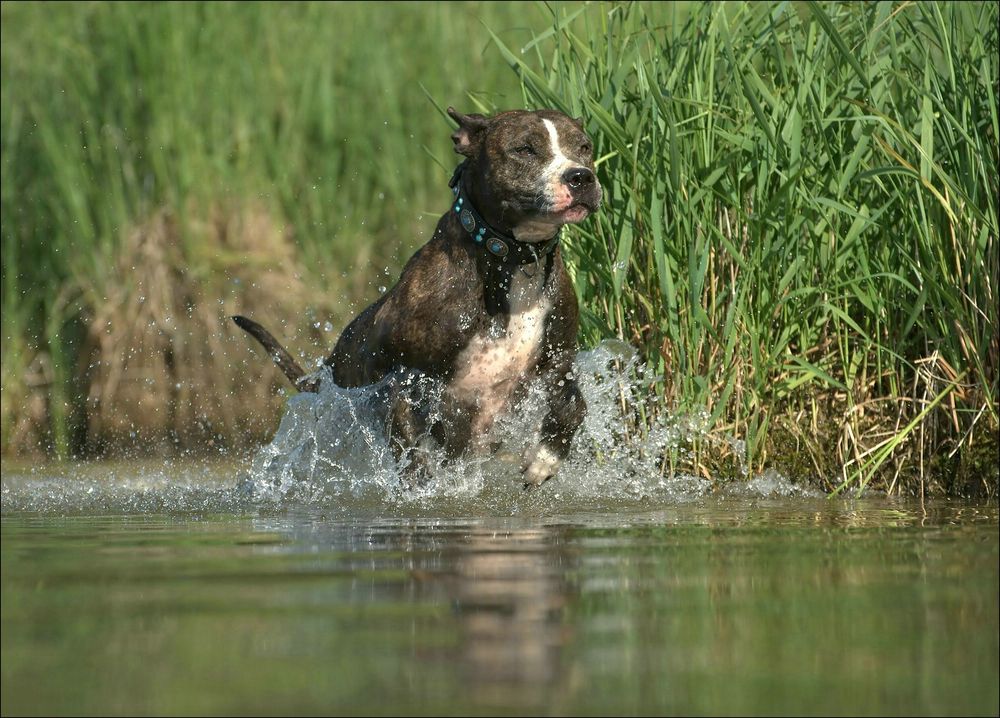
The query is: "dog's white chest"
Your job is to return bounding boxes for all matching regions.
[450,270,550,431]
[455,303,549,389]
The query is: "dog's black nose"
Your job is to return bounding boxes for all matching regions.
[562,167,595,190]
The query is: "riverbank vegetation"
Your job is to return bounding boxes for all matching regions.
[2,2,996,496]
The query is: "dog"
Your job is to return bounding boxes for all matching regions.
[234,107,602,487]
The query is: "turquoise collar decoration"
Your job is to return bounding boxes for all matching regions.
[448,163,561,266]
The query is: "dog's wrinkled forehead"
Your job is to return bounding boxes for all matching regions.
[489,110,590,159]
[448,107,594,166]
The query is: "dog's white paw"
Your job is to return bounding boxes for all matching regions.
[522,444,562,488]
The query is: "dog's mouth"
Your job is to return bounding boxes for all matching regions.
[557,202,594,223]
[514,188,601,233]
[549,195,601,224]
[549,182,602,224]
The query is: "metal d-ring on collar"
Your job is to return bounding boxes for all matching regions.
[448,163,560,266]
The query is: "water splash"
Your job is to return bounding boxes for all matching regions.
[239,340,791,508]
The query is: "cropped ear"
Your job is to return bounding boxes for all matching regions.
[447,106,488,157]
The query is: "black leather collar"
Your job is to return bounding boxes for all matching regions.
[448,162,560,266]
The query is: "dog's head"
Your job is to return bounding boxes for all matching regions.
[448,107,602,241]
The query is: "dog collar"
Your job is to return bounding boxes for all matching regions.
[448,163,560,266]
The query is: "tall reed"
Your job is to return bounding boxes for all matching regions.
[488,1,998,495]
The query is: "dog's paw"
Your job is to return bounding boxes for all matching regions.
[521,444,562,489]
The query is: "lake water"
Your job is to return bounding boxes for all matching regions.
[1,457,997,716]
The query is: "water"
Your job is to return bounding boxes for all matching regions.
[2,344,998,715]
[237,341,747,506]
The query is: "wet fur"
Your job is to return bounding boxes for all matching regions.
[234,108,600,487]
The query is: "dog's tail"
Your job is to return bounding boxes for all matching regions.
[232,315,320,393]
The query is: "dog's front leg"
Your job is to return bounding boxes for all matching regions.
[522,370,586,488]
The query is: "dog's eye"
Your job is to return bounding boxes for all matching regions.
[580,142,592,154]
[513,145,536,156]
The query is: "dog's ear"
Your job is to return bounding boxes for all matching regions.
[448,107,488,157]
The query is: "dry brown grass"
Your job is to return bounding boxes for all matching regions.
[38,204,336,457]
[0,339,51,458]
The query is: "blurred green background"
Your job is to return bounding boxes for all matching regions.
[1,1,997,496]
[1,0,533,458]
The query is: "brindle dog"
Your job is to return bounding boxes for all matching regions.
[234,107,602,487]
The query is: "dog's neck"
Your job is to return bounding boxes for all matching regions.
[448,162,561,267]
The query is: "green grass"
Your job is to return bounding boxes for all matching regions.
[2,1,997,496]
[490,1,998,495]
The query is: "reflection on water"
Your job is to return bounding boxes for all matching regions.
[447,529,569,705]
[129,500,993,717]
[249,517,574,708]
